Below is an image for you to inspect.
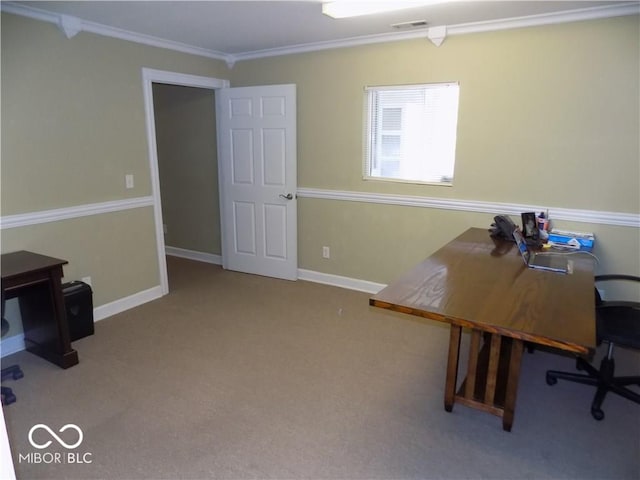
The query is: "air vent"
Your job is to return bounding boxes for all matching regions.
[391,20,428,29]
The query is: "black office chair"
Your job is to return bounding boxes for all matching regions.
[546,274,640,420]
[1,290,24,405]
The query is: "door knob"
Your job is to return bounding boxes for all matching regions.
[279,193,294,200]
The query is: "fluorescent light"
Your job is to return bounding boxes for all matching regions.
[322,1,443,19]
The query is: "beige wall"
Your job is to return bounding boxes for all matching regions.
[1,11,638,327]
[153,84,220,255]
[230,16,638,211]
[1,12,230,321]
[1,209,158,306]
[230,15,639,283]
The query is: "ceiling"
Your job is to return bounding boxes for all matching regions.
[6,1,639,63]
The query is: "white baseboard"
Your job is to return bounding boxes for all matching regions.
[1,285,164,358]
[93,285,164,322]
[1,254,384,358]
[165,246,386,294]
[0,334,26,358]
[297,269,386,294]
[165,246,222,265]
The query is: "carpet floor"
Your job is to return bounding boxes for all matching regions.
[2,256,639,479]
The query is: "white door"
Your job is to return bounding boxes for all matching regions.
[216,84,297,280]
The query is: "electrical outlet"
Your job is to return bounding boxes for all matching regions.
[163,224,168,234]
[81,276,92,287]
[322,246,330,259]
[125,174,134,189]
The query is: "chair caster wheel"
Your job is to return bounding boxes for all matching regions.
[1,387,16,406]
[546,374,557,386]
[591,408,604,421]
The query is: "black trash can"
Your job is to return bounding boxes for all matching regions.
[62,281,94,341]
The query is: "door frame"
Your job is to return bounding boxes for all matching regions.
[141,68,229,295]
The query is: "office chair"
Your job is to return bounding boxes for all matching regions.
[546,274,640,420]
[1,290,24,405]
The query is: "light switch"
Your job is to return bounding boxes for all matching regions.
[125,174,134,189]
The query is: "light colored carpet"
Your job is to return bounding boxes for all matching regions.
[3,256,639,479]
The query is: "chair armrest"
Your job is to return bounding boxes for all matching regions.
[595,274,640,283]
[598,300,640,310]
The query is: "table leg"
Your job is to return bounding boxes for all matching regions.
[465,330,481,399]
[445,324,462,412]
[502,339,524,432]
[484,334,502,406]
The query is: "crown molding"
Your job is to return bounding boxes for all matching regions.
[232,2,640,62]
[0,1,231,63]
[448,1,640,36]
[229,27,430,63]
[2,2,638,65]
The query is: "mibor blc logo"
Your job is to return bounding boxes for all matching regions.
[19,424,92,465]
[29,424,83,449]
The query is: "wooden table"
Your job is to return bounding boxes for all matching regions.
[1,251,78,369]
[370,227,595,431]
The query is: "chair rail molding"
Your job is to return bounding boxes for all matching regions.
[296,188,640,228]
[0,197,154,230]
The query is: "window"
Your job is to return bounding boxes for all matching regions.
[364,82,460,185]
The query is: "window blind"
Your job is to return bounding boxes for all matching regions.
[364,82,460,185]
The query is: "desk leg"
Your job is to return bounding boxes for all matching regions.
[502,339,524,432]
[444,324,462,412]
[50,267,78,369]
[20,267,78,369]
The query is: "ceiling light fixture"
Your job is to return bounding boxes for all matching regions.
[322,1,446,19]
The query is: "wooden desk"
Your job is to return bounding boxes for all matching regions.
[1,251,78,369]
[370,227,595,431]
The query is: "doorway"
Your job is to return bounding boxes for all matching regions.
[152,84,221,262]
[141,68,228,295]
[142,70,299,294]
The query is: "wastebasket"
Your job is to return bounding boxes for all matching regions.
[62,281,94,341]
